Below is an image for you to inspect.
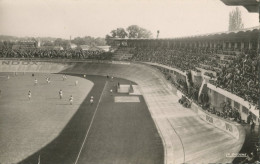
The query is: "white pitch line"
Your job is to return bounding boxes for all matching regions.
[74,81,108,164]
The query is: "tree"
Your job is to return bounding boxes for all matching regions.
[228,7,244,31]
[110,28,128,38]
[126,25,152,38]
[70,36,106,46]
[106,25,153,39]
[71,37,86,46]
[126,25,139,38]
[94,37,106,46]
[54,38,63,46]
[105,35,113,46]
[105,25,153,45]
[139,27,153,38]
[54,38,70,49]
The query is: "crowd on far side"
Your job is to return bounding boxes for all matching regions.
[0,48,113,60]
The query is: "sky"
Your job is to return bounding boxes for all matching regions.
[0,0,258,39]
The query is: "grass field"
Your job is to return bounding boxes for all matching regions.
[0,72,93,164]
[0,73,163,164]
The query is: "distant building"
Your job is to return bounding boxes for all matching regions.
[88,46,104,52]
[70,43,77,49]
[97,46,110,52]
[79,45,108,52]
[79,45,90,51]
[37,40,41,47]
[12,41,37,50]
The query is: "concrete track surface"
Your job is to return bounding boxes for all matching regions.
[62,62,243,164]
[0,61,244,164]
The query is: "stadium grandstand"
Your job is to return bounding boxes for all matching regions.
[0,0,259,164]
[220,0,259,13]
[106,26,260,163]
[0,26,259,163]
[12,40,38,50]
[109,26,259,122]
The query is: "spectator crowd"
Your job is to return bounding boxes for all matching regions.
[129,47,259,106]
[0,48,112,60]
[212,50,259,106]
[131,47,218,72]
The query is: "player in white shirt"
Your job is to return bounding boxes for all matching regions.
[62,75,67,81]
[34,79,38,85]
[75,80,78,86]
[90,98,93,105]
[46,77,50,84]
[28,91,32,100]
[59,89,63,99]
[69,95,73,105]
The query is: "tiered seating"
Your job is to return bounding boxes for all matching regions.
[212,50,258,105]
[130,47,259,107]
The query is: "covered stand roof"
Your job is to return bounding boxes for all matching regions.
[220,0,259,13]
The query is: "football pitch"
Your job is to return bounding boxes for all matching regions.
[0,73,164,164]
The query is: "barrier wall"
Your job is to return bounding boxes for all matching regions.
[207,88,226,110]
[143,61,259,125]
[178,89,242,139]
[207,82,259,125]
[191,103,241,139]
[143,62,186,76]
[0,60,72,73]
[0,59,132,73]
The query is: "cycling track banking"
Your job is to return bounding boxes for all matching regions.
[0,60,245,164]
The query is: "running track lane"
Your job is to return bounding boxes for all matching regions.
[74,81,107,164]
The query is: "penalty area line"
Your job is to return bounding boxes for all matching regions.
[74,81,108,164]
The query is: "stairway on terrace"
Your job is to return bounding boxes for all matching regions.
[112,47,134,61]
